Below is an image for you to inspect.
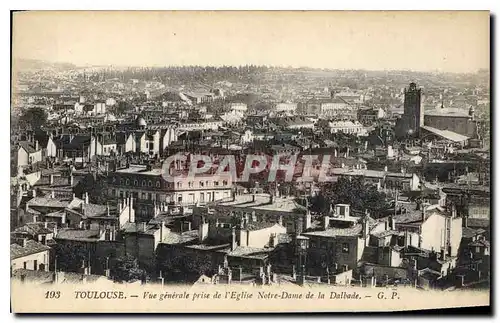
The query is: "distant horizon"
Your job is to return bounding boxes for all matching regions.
[12,11,489,74]
[13,57,490,75]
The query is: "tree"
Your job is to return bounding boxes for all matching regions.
[110,255,149,283]
[310,176,389,217]
[20,107,47,131]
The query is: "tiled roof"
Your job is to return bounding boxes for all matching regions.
[11,240,51,260]
[18,141,39,154]
[122,222,159,235]
[466,218,489,228]
[223,246,273,259]
[393,206,445,225]
[303,223,363,237]
[161,230,198,245]
[55,228,101,242]
[28,196,72,208]
[14,222,56,235]
[80,203,109,218]
[462,227,486,239]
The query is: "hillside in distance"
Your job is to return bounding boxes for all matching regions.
[12,58,77,72]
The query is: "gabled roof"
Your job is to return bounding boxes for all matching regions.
[55,228,101,242]
[11,240,51,260]
[18,141,39,154]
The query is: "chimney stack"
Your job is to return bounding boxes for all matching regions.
[84,192,89,204]
[323,216,330,230]
[231,227,237,251]
[35,140,39,151]
[128,197,135,223]
[440,247,446,261]
[49,174,54,186]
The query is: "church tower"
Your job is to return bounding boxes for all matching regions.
[403,82,424,136]
[396,82,424,139]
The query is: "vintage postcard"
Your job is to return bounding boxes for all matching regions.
[10,10,490,313]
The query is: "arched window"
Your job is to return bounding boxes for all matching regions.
[142,180,146,187]
[125,179,130,185]
[148,181,152,187]
[134,180,138,186]
[156,181,160,188]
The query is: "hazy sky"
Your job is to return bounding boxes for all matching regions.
[13,11,490,73]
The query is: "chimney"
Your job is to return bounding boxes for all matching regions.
[410,257,417,271]
[21,238,28,247]
[51,190,55,198]
[198,217,208,242]
[35,140,39,151]
[231,227,237,251]
[143,222,147,232]
[252,194,255,203]
[463,216,468,228]
[44,222,48,229]
[49,174,54,186]
[384,165,388,172]
[363,219,369,245]
[69,174,74,186]
[323,215,330,230]
[269,194,274,205]
[391,217,396,230]
[84,192,89,204]
[160,221,164,242]
[456,275,465,288]
[440,247,446,261]
[128,197,135,223]
[451,203,457,218]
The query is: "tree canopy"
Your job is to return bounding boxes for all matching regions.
[309,176,389,217]
[110,255,149,283]
[20,107,47,131]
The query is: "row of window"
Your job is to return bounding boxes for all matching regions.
[117,178,161,188]
[115,178,229,189]
[184,180,228,188]
[310,240,350,253]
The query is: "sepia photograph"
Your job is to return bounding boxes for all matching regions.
[9,10,491,313]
